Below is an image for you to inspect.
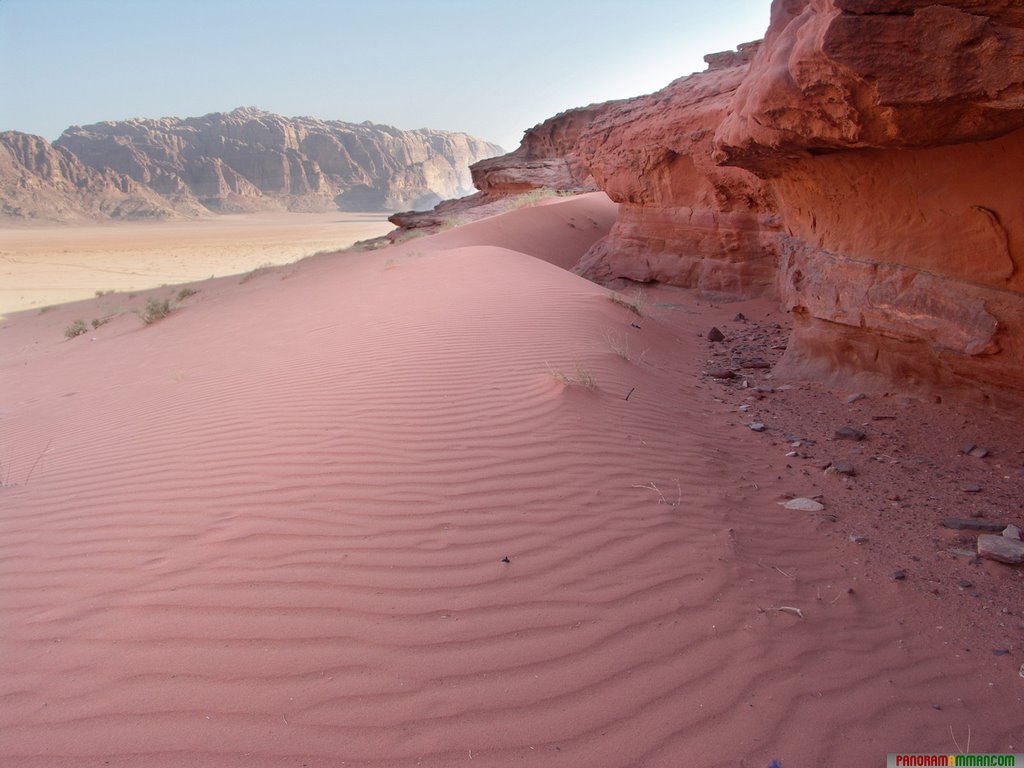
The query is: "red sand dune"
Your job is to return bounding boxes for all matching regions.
[0,194,1019,767]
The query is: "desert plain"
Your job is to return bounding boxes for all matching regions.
[0,211,394,316]
[0,193,1021,766]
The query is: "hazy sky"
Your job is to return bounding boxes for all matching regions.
[0,0,769,151]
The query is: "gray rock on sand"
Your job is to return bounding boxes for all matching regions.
[978,534,1024,565]
[1003,524,1022,540]
[783,497,824,512]
[835,426,866,441]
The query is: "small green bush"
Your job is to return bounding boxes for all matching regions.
[139,298,172,325]
[64,320,87,339]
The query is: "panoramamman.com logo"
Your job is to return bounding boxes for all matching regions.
[887,755,1020,767]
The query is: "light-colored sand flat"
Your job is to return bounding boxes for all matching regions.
[0,211,394,316]
[0,194,1018,767]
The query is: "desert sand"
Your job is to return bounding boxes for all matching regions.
[0,194,1021,767]
[0,211,394,317]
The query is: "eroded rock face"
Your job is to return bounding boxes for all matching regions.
[714,0,1024,405]
[55,107,503,214]
[571,42,783,298]
[0,131,186,222]
[471,104,615,196]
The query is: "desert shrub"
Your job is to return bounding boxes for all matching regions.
[177,287,198,301]
[548,362,598,390]
[91,317,110,329]
[502,188,561,212]
[139,298,172,325]
[609,286,646,317]
[64,320,87,339]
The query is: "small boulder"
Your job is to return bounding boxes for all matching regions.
[748,422,767,432]
[708,327,725,342]
[835,426,866,441]
[960,482,982,493]
[783,497,825,512]
[831,461,856,476]
[1003,524,1022,541]
[978,535,1024,565]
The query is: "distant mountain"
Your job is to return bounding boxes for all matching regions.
[0,131,191,222]
[0,108,503,222]
[56,107,503,214]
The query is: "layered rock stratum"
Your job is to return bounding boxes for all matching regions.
[401,0,1024,405]
[0,108,502,221]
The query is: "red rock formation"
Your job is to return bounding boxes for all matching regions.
[55,108,503,214]
[0,131,186,222]
[714,0,1024,405]
[570,42,782,297]
[471,104,614,195]
[390,49,783,296]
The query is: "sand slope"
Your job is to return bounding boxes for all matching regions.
[0,194,1019,767]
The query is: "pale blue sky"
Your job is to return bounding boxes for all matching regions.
[0,0,769,151]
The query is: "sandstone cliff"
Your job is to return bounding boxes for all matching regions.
[0,131,186,223]
[55,108,503,214]
[713,0,1024,405]
[571,41,781,297]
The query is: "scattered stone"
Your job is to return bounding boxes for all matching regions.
[977,534,1024,565]
[942,518,1008,532]
[783,497,825,512]
[1003,524,1022,540]
[871,414,896,420]
[992,649,1009,656]
[1019,664,1024,679]
[739,404,751,412]
[500,556,511,564]
[960,482,982,493]
[948,548,976,558]
[849,534,868,544]
[847,393,866,404]
[748,422,766,432]
[835,426,866,441]
[831,461,856,476]
[960,443,990,458]
[754,384,775,394]
[708,327,725,342]
[932,704,941,711]
[958,579,974,589]
[892,570,907,581]
[708,368,736,379]
[734,313,746,322]
[741,358,771,369]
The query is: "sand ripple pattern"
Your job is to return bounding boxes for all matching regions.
[1,205,1018,766]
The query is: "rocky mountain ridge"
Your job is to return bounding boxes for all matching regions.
[0,108,502,222]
